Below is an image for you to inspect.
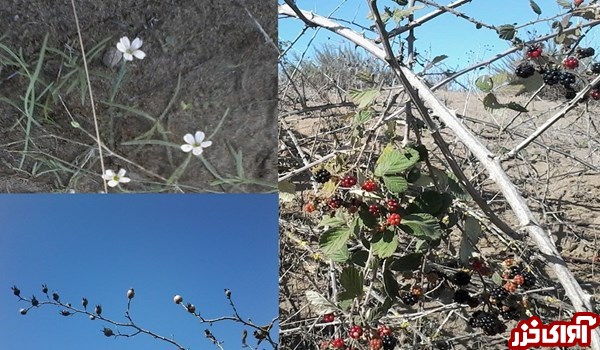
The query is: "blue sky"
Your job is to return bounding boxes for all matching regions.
[0,194,278,350]
[279,1,600,71]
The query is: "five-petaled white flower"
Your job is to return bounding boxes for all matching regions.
[102,169,131,187]
[181,131,213,156]
[116,37,146,61]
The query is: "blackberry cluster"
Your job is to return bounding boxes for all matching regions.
[543,69,561,85]
[507,265,536,288]
[452,270,471,286]
[401,292,419,306]
[469,311,507,335]
[577,47,595,58]
[314,169,331,183]
[489,287,510,304]
[592,63,600,74]
[559,71,576,87]
[381,334,397,350]
[521,271,536,288]
[565,88,577,100]
[515,62,535,78]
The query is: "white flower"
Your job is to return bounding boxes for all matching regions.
[101,168,131,187]
[180,131,213,156]
[116,37,146,61]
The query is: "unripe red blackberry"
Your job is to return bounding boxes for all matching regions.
[330,338,344,349]
[386,213,401,226]
[563,56,579,69]
[327,197,344,209]
[368,204,380,215]
[527,46,542,58]
[591,89,600,100]
[339,174,357,188]
[361,179,378,192]
[349,325,363,339]
[386,199,399,212]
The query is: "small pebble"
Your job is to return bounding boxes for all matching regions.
[102,47,122,68]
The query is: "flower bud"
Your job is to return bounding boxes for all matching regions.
[173,295,183,304]
[19,308,27,315]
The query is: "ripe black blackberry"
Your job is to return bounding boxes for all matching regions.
[592,63,600,74]
[313,169,331,183]
[565,88,577,100]
[577,47,595,59]
[489,287,510,304]
[452,270,471,286]
[522,271,536,288]
[435,341,451,350]
[469,311,506,335]
[381,334,397,350]
[543,68,561,85]
[515,62,535,78]
[453,289,471,304]
[401,292,419,306]
[559,71,576,86]
[507,265,523,279]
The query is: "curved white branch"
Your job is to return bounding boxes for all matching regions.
[279,4,599,348]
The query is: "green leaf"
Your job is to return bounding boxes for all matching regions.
[492,272,504,286]
[358,207,378,229]
[374,145,420,176]
[355,110,372,126]
[319,227,351,261]
[391,5,425,23]
[340,266,364,299]
[556,0,571,9]
[475,75,494,93]
[491,72,509,87]
[389,253,423,271]
[305,291,337,314]
[348,88,380,109]
[530,0,542,15]
[382,175,408,194]
[408,190,453,216]
[400,213,442,241]
[318,214,346,228]
[497,24,516,40]
[447,173,470,201]
[356,71,375,84]
[351,250,369,267]
[423,54,448,72]
[483,93,504,110]
[504,101,528,112]
[459,216,481,265]
[383,268,400,299]
[371,230,398,258]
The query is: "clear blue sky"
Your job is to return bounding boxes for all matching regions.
[280,1,600,70]
[0,194,278,350]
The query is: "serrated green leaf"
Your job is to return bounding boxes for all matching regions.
[483,93,504,110]
[504,101,528,112]
[371,230,398,258]
[319,227,350,261]
[408,190,453,216]
[374,145,419,177]
[351,250,369,267]
[305,291,337,314]
[389,253,423,271]
[382,175,408,194]
[340,266,364,299]
[475,75,494,93]
[391,5,425,23]
[459,216,482,265]
[348,88,380,109]
[447,173,470,201]
[400,213,442,241]
[356,71,375,84]
[530,0,542,15]
[497,24,516,40]
[383,268,399,299]
[318,214,346,228]
[358,207,378,229]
